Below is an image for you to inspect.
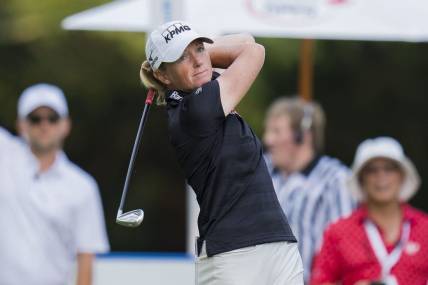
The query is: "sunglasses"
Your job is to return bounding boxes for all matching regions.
[27,113,61,125]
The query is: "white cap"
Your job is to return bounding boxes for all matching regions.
[18,83,69,118]
[348,137,420,202]
[145,20,213,70]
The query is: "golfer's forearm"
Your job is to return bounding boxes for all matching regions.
[76,253,93,285]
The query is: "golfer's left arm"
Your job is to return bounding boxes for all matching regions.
[76,253,94,285]
[207,34,265,115]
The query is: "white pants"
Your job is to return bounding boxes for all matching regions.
[196,241,304,285]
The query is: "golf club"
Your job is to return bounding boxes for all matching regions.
[116,89,155,227]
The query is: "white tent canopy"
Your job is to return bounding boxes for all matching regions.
[62,0,152,32]
[62,0,185,33]
[189,0,428,42]
[63,0,428,42]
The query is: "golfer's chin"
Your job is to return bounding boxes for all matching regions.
[192,71,212,88]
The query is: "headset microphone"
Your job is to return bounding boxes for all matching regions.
[294,103,314,145]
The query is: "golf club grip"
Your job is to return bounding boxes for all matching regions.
[118,89,155,212]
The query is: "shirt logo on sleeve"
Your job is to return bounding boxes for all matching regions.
[230,110,241,117]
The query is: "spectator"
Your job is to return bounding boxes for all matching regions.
[311,137,428,285]
[0,83,110,285]
[263,97,355,282]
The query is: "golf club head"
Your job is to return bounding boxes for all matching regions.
[116,209,144,227]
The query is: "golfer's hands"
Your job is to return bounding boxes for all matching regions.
[207,34,256,69]
[210,33,255,46]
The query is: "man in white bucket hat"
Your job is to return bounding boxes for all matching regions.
[311,137,428,285]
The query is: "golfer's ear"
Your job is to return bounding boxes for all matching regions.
[153,69,171,86]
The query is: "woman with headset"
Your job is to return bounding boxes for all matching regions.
[140,20,303,285]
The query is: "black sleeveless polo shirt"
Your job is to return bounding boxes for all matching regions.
[165,73,296,257]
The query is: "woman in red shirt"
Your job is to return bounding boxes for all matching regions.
[311,137,428,285]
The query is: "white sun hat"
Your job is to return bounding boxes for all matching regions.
[349,137,420,202]
[18,83,69,118]
[145,20,213,70]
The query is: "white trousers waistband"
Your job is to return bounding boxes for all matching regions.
[196,241,303,285]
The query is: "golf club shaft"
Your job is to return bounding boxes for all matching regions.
[118,89,155,214]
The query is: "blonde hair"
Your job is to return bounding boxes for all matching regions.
[139,60,167,106]
[265,96,326,153]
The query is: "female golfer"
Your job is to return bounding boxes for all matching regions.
[140,20,303,285]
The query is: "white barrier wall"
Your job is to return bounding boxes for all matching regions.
[186,185,200,256]
[93,253,195,285]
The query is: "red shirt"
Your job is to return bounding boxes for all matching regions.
[311,204,428,285]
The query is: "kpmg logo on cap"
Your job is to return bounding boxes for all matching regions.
[162,22,191,43]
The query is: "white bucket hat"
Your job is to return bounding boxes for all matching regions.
[349,137,420,202]
[145,20,213,70]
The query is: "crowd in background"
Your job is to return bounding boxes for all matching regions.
[262,97,428,284]
[1,83,428,285]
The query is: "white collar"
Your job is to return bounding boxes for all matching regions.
[25,147,68,179]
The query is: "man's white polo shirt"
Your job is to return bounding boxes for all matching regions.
[0,127,110,285]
